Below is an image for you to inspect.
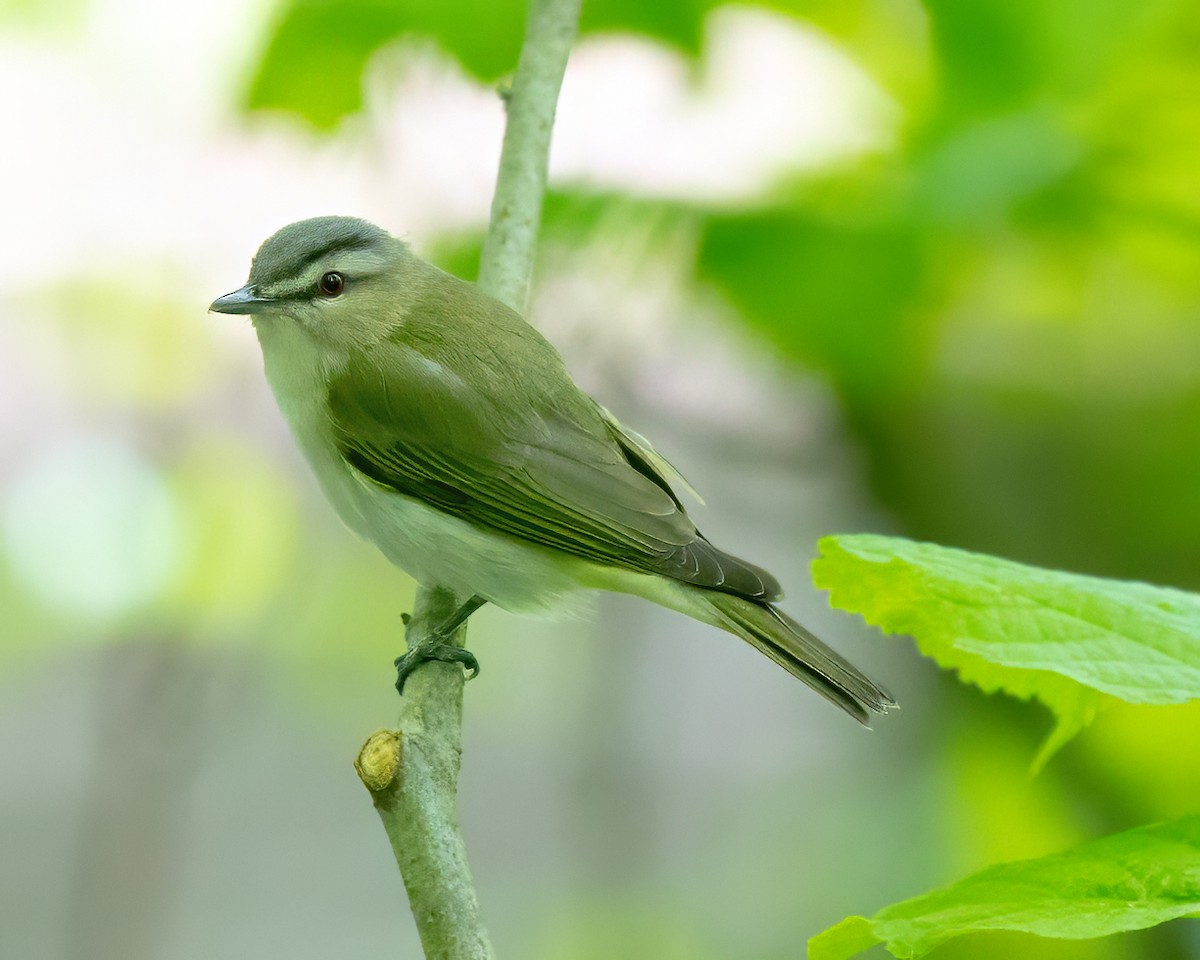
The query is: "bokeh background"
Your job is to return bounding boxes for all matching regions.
[2,0,1199,957]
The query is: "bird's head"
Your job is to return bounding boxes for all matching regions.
[210,216,412,349]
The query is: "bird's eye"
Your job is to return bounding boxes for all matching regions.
[318,272,344,297]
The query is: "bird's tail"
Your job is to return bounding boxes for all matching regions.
[705,592,896,725]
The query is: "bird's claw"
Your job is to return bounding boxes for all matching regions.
[393,640,480,695]
[429,643,479,678]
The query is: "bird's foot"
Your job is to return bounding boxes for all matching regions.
[393,594,486,695]
[393,637,480,695]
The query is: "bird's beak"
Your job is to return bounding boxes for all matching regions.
[209,284,274,315]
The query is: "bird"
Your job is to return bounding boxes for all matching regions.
[210,216,895,724]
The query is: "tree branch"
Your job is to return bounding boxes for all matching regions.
[478,0,583,312]
[355,0,581,956]
[356,586,492,960]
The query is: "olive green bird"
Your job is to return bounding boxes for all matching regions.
[211,216,894,724]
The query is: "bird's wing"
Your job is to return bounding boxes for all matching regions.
[595,404,705,507]
[325,339,780,601]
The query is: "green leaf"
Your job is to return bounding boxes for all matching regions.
[809,916,881,958]
[245,0,927,129]
[247,0,525,128]
[808,815,1200,959]
[812,534,1200,763]
[578,0,713,55]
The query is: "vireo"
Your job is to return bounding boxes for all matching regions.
[211,216,894,723]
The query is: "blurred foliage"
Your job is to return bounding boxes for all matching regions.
[531,901,720,960]
[23,274,220,408]
[163,439,300,633]
[1081,700,1200,823]
[697,0,1200,589]
[810,815,1200,959]
[248,0,928,128]
[0,0,86,28]
[814,534,1200,766]
[1,439,181,621]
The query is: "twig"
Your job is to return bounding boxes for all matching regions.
[479,0,583,312]
[354,0,581,955]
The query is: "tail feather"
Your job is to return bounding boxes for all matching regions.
[707,593,896,725]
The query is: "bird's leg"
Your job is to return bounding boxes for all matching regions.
[394,594,487,695]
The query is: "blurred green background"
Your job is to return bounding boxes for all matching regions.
[2,0,1198,957]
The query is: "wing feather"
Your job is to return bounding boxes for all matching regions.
[326,332,781,601]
